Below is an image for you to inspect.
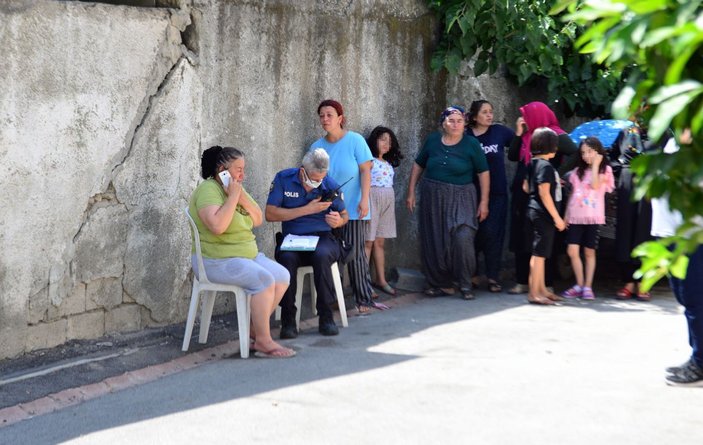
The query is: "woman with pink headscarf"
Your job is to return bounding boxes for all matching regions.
[507,102,578,295]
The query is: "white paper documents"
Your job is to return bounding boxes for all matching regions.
[280,234,319,251]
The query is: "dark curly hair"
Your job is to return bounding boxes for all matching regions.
[200,146,244,179]
[366,126,403,167]
[576,136,608,180]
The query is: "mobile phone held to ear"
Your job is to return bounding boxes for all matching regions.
[218,170,231,189]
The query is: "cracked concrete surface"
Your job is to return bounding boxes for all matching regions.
[0,0,190,358]
[0,0,528,360]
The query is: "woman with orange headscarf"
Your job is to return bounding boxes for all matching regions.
[507,101,578,296]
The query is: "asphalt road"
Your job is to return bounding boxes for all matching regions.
[1,289,701,444]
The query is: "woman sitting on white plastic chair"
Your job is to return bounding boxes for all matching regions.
[189,146,295,358]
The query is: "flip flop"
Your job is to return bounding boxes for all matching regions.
[424,287,455,297]
[636,291,651,302]
[371,301,391,310]
[546,292,564,302]
[373,282,397,296]
[616,287,634,300]
[488,281,502,293]
[254,347,296,359]
[527,296,555,305]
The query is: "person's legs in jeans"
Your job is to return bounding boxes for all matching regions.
[679,245,703,367]
[481,194,508,285]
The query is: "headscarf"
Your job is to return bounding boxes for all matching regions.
[519,102,565,165]
[439,105,466,124]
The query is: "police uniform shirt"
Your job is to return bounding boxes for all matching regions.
[266,168,346,235]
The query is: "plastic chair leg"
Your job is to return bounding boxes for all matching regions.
[331,263,348,327]
[198,290,217,343]
[235,291,250,358]
[182,284,201,351]
[294,268,307,327]
[311,277,318,317]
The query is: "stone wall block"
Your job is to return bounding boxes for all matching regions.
[85,277,123,311]
[0,325,28,359]
[105,305,142,334]
[28,287,49,324]
[67,311,105,341]
[26,319,68,351]
[73,206,129,283]
[47,283,87,320]
[123,205,191,322]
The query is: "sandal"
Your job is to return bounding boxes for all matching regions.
[581,287,595,300]
[546,292,564,302]
[254,346,296,359]
[373,282,396,296]
[527,295,554,305]
[616,287,634,300]
[636,291,651,302]
[460,289,475,300]
[508,284,528,294]
[561,285,582,299]
[371,301,391,310]
[488,281,502,293]
[424,287,455,297]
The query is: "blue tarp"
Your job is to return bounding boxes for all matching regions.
[569,119,634,149]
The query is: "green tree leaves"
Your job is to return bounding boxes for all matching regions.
[561,0,703,288]
[427,0,623,116]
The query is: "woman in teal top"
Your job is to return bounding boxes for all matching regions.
[405,106,490,300]
[189,146,294,358]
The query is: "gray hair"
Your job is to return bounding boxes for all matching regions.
[302,148,329,174]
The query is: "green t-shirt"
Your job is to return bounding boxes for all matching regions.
[415,131,489,185]
[188,179,258,259]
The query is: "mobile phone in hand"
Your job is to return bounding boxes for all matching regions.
[218,170,231,189]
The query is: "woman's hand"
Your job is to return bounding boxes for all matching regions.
[515,117,527,136]
[477,201,489,222]
[225,177,243,200]
[406,192,416,213]
[357,200,369,219]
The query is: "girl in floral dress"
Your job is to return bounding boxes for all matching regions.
[365,126,403,296]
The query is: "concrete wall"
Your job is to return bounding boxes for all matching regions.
[0,0,523,359]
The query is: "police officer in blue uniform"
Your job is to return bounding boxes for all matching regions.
[266,149,349,338]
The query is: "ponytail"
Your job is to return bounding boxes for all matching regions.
[200,146,245,179]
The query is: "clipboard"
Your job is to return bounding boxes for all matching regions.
[280,234,319,251]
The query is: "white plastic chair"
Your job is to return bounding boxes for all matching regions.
[275,263,348,328]
[183,208,252,357]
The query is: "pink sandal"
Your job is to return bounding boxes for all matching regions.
[561,285,582,299]
[582,287,595,300]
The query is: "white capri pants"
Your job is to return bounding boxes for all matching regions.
[192,252,290,295]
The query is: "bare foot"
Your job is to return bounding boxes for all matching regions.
[358,305,371,314]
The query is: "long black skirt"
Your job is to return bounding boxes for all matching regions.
[419,177,478,290]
